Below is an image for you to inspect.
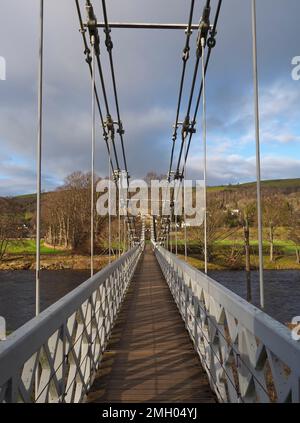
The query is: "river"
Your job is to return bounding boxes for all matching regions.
[0,270,89,332]
[210,269,300,324]
[0,269,299,332]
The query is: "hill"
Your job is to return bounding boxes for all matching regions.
[208,178,300,194]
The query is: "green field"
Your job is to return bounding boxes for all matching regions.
[6,239,67,255]
[215,239,296,254]
[207,178,300,193]
[179,253,300,271]
[173,226,297,255]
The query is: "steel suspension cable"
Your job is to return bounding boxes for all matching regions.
[165,0,199,228]
[177,0,222,177]
[251,0,264,308]
[201,37,208,274]
[101,0,128,173]
[84,1,110,116]
[184,138,188,261]
[164,0,221,249]
[36,0,44,319]
[164,0,208,242]
[118,176,121,258]
[95,53,121,171]
[90,36,96,277]
[173,177,184,256]
[35,0,44,400]
[168,0,196,179]
[86,0,121,173]
[75,0,120,175]
[175,211,178,255]
[108,141,112,264]
[164,0,197,247]
[174,0,212,176]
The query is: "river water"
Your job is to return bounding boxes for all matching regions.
[0,269,299,332]
[210,270,300,324]
[0,270,89,332]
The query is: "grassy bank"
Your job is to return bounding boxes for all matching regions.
[179,254,300,271]
[2,236,300,271]
[0,239,114,270]
[169,226,300,270]
[0,253,112,271]
[6,239,68,255]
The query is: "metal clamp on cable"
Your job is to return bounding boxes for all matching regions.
[182,116,196,141]
[182,46,190,63]
[168,170,175,182]
[174,167,184,181]
[174,170,181,181]
[78,23,92,64]
[196,4,211,58]
[116,121,125,135]
[104,26,113,52]
[207,27,217,49]
[86,3,100,55]
[103,131,109,143]
[106,114,115,139]
[189,123,196,134]
[182,115,190,140]
[84,47,92,65]
[113,169,120,183]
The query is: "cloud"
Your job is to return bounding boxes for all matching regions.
[187,154,300,186]
[1,0,300,196]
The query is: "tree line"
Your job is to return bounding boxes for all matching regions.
[0,172,299,264]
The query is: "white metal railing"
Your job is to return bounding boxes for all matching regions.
[153,242,300,403]
[0,243,143,403]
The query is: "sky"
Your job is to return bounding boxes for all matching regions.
[0,0,300,196]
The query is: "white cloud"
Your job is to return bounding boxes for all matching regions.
[1,0,300,196]
[187,153,300,186]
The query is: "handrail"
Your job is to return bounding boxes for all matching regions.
[153,241,300,403]
[0,243,144,403]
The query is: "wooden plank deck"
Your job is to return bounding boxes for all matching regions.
[86,245,216,403]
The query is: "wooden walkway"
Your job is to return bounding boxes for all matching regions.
[87,245,216,403]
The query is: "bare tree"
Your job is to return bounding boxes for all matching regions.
[0,202,19,261]
[288,207,300,264]
[238,200,256,302]
[263,195,290,262]
[42,171,111,253]
[143,171,165,185]
[189,198,238,262]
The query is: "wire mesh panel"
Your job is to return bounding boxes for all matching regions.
[153,242,300,403]
[0,243,143,403]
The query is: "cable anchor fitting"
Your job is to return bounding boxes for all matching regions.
[86,3,100,55]
[182,115,190,139]
[196,4,211,58]
[174,170,184,181]
[182,46,190,62]
[104,27,113,52]
[105,115,115,140]
[112,169,120,182]
[207,26,217,49]
[114,121,125,135]
[168,170,175,183]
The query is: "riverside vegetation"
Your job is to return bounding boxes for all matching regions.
[0,172,300,271]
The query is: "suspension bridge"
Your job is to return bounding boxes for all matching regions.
[0,0,300,404]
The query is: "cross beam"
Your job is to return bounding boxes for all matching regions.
[86,22,199,30]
